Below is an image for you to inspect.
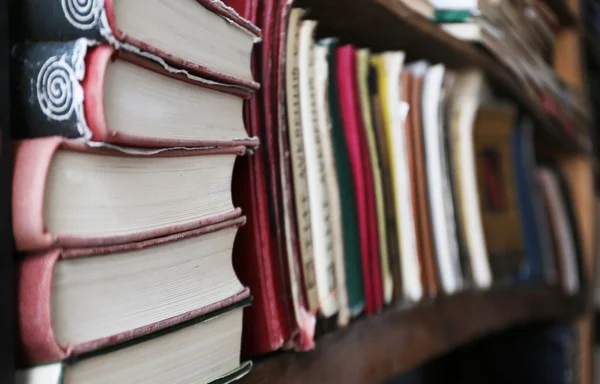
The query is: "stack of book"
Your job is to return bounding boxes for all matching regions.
[12,0,260,383]
[235,7,584,355]
[429,0,590,148]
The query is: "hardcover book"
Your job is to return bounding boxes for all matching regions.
[17,301,253,384]
[11,40,259,148]
[10,0,261,89]
[18,218,249,364]
[13,137,246,251]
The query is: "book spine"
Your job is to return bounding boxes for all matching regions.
[286,9,319,312]
[18,250,66,364]
[12,137,62,252]
[11,40,93,140]
[10,0,106,41]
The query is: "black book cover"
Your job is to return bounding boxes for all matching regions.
[0,0,13,383]
[9,0,105,41]
[11,39,91,140]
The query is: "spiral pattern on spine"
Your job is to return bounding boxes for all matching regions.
[37,57,76,121]
[62,0,100,30]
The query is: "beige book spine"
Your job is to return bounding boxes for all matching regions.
[285,8,319,311]
[298,20,338,317]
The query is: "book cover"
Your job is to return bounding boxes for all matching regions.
[473,104,526,282]
[10,0,261,89]
[298,20,338,318]
[419,63,462,294]
[18,218,249,364]
[511,118,555,283]
[230,1,315,357]
[11,40,258,148]
[325,42,366,316]
[371,53,422,303]
[337,45,383,313]
[368,64,403,301]
[12,136,247,251]
[357,49,394,305]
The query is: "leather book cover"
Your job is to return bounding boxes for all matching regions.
[10,0,261,90]
[19,293,252,365]
[403,69,439,297]
[12,136,247,251]
[11,40,258,148]
[18,218,249,364]
[337,45,382,313]
[226,0,315,356]
[368,65,402,301]
[473,105,526,282]
[326,42,366,316]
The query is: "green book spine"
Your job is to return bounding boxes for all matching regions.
[323,40,365,316]
[434,9,472,23]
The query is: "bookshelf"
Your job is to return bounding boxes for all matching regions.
[240,287,586,384]
[299,0,591,154]
[241,0,597,383]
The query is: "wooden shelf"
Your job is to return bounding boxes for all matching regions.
[300,0,590,154]
[544,0,579,27]
[240,286,586,384]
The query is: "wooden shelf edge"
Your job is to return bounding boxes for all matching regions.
[240,286,586,384]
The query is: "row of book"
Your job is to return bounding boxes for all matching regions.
[233,5,584,357]
[404,0,590,150]
[13,0,261,383]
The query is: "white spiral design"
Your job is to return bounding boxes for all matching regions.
[36,56,76,121]
[61,0,101,30]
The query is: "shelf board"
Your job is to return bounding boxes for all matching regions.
[300,0,590,154]
[240,286,585,384]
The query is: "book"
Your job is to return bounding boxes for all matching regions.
[325,41,366,316]
[17,301,252,384]
[231,2,315,356]
[419,63,462,294]
[357,49,394,305]
[298,20,338,317]
[12,137,246,251]
[11,40,258,148]
[511,118,556,283]
[337,45,383,312]
[10,0,262,89]
[537,167,580,294]
[371,52,422,303]
[369,63,402,301]
[285,8,319,313]
[473,104,527,282]
[18,218,248,364]
[448,69,493,288]
[314,40,350,325]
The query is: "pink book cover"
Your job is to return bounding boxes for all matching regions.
[337,46,383,314]
[81,46,260,148]
[18,216,250,364]
[13,136,247,252]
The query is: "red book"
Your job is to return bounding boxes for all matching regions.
[13,136,246,251]
[226,0,315,356]
[12,41,258,148]
[17,217,250,364]
[13,0,262,89]
[337,46,383,314]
